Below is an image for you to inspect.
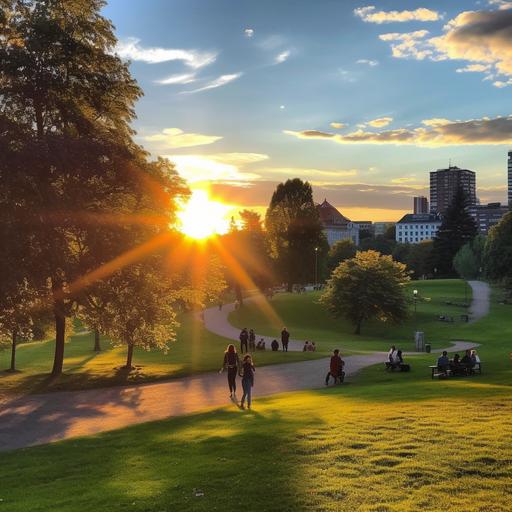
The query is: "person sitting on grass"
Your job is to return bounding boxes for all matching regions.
[471,349,480,365]
[256,338,266,351]
[303,341,309,352]
[310,342,316,352]
[271,339,279,351]
[388,345,397,363]
[437,351,450,375]
[325,349,345,385]
[391,349,404,370]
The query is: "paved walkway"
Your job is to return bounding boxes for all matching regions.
[468,281,491,323]
[0,281,488,452]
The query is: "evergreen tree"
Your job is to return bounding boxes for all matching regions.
[431,187,477,276]
[265,179,326,290]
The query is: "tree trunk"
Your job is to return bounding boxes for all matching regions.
[93,329,101,352]
[125,343,134,369]
[354,319,362,335]
[51,296,66,377]
[10,331,17,372]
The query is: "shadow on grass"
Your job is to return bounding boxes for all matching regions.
[0,407,319,512]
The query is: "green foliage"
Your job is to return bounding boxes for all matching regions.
[358,235,396,255]
[453,235,486,279]
[327,239,356,274]
[321,250,410,334]
[265,179,326,288]
[431,187,477,276]
[485,211,512,281]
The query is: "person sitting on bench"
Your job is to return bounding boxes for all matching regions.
[461,349,474,373]
[450,353,464,375]
[437,351,450,375]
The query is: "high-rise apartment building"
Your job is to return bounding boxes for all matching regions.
[508,151,512,207]
[429,166,476,214]
[413,196,428,214]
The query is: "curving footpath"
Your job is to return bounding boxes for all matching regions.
[0,282,488,452]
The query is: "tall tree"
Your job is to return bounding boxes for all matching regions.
[321,251,410,334]
[431,187,477,276]
[265,179,326,290]
[485,212,512,281]
[1,1,188,376]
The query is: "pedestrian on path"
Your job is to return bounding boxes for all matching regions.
[239,328,249,353]
[249,329,256,352]
[325,349,345,385]
[240,354,255,409]
[281,327,290,352]
[220,344,240,398]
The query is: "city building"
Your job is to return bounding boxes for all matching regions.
[475,202,509,235]
[413,196,428,214]
[430,166,476,214]
[374,222,395,237]
[508,151,512,207]
[395,213,441,244]
[354,221,373,236]
[317,199,359,246]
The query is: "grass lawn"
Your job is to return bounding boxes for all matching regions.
[2,280,512,511]
[0,313,321,398]
[230,280,475,353]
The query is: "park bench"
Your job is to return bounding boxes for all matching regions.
[429,362,482,379]
[438,315,454,322]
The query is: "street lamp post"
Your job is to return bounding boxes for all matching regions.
[433,267,437,280]
[314,247,319,288]
[413,289,418,331]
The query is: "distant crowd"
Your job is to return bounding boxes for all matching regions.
[238,327,292,353]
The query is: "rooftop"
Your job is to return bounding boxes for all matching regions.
[317,199,351,226]
[397,213,441,224]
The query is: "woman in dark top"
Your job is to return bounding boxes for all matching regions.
[240,354,255,410]
[220,344,240,398]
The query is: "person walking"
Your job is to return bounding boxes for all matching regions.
[248,329,256,352]
[240,354,255,410]
[325,349,345,385]
[239,328,249,354]
[281,327,290,352]
[220,344,240,398]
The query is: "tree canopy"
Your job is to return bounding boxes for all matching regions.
[485,212,512,281]
[265,179,326,289]
[321,251,410,334]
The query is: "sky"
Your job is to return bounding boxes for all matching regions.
[103,0,512,222]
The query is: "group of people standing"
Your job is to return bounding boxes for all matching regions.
[239,327,291,353]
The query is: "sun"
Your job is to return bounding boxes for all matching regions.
[177,189,231,239]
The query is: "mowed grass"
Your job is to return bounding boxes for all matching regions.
[230,280,475,353]
[0,313,321,398]
[2,365,512,512]
[2,280,512,511]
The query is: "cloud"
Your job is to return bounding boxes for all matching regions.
[357,59,379,66]
[258,35,286,50]
[275,50,291,64]
[284,115,512,147]
[367,117,393,128]
[260,167,358,179]
[354,5,441,24]
[488,0,512,9]
[166,154,263,183]
[379,9,512,86]
[244,28,254,38]
[144,128,222,148]
[154,73,197,85]
[115,37,216,68]
[330,122,347,129]
[421,118,451,126]
[391,176,418,184]
[182,73,243,94]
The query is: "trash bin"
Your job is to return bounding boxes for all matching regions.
[425,343,431,353]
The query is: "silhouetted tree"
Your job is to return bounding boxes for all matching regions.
[454,235,486,279]
[265,179,326,290]
[485,212,512,281]
[431,188,477,276]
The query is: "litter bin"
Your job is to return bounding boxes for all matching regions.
[425,343,431,353]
